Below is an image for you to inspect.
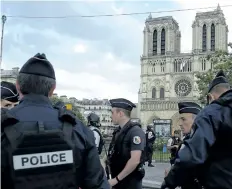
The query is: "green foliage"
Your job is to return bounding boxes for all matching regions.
[196,51,232,105]
[50,96,86,124]
[154,137,168,151]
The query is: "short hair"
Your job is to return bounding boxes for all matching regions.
[17,73,56,96]
[192,114,197,120]
[116,108,131,118]
[210,83,230,94]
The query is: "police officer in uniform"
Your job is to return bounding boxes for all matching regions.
[108,98,145,189]
[165,102,202,189]
[161,70,232,189]
[87,112,103,154]
[167,130,181,165]
[1,53,110,189]
[145,125,156,167]
[1,81,19,109]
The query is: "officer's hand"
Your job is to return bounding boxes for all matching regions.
[108,178,118,187]
[164,168,170,177]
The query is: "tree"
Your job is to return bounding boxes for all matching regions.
[196,51,232,105]
[50,96,86,124]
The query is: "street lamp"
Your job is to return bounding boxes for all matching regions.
[0,15,7,65]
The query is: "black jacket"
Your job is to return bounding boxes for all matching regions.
[164,90,232,189]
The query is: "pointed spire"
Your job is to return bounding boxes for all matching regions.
[148,13,152,19]
[217,3,221,11]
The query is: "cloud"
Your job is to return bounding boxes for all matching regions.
[1,1,231,104]
[74,44,87,53]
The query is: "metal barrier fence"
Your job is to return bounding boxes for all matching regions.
[153,135,171,163]
[102,137,171,162]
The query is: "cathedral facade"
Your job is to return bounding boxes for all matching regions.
[138,5,228,133]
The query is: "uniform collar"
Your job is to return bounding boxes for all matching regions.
[19,94,52,106]
[119,120,131,132]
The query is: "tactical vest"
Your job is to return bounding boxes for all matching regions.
[109,121,145,181]
[1,108,77,189]
[92,128,105,155]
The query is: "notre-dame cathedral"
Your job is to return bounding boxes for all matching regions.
[138,5,228,133]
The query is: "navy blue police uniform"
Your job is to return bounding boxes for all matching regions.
[108,98,146,189]
[161,70,232,189]
[1,53,110,189]
[174,102,202,189]
[145,125,156,166]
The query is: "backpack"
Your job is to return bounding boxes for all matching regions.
[92,128,104,155]
[1,108,77,189]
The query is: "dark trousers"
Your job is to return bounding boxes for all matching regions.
[146,143,154,164]
[113,179,142,189]
[147,151,153,164]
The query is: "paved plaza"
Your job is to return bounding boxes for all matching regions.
[142,162,170,188]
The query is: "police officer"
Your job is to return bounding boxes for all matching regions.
[1,53,110,189]
[165,102,202,189]
[145,125,156,167]
[167,130,181,165]
[161,70,232,189]
[108,98,145,189]
[1,81,19,109]
[87,112,103,154]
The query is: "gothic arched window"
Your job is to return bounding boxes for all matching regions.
[152,88,156,99]
[211,23,215,51]
[161,28,165,55]
[160,88,165,99]
[153,30,157,55]
[202,24,207,52]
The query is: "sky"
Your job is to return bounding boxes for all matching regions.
[1,0,232,103]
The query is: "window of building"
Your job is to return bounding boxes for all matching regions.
[152,66,155,73]
[201,58,206,71]
[153,30,157,55]
[161,29,165,55]
[202,24,207,52]
[160,63,165,72]
[152,88,156,99]
[211,23,215,51]
[160,88,165,99]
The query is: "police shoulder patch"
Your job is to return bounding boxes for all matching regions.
[133,136,141,144]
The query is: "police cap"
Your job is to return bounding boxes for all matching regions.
[19,53,56,80]
[178,102,202,115]
[208,70,228,93]
[1,81,19,102]
[109,98,136,111]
